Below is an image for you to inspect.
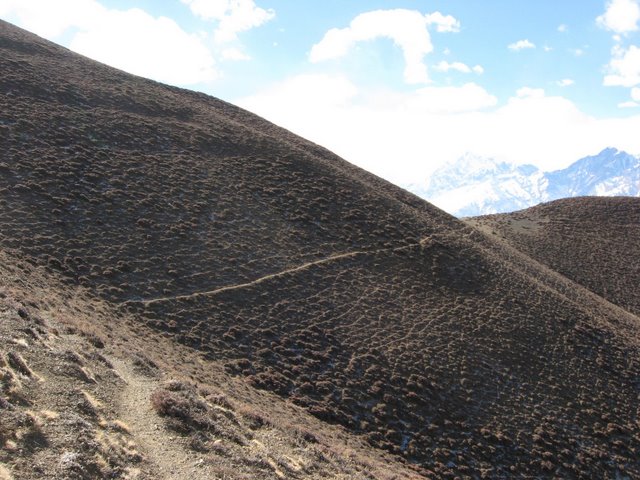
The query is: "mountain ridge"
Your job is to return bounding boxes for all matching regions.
[407,147,640,216]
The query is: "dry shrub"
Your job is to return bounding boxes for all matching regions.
[150,389,194,421]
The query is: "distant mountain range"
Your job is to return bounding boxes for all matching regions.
[406,148,640,216]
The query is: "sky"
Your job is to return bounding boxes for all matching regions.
[2,0,640,184]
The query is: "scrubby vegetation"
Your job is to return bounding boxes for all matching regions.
[1,19,640,478]
[468,197,640,316]
[0,252,422,479]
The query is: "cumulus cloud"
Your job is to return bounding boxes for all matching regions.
[0,0,217,85]
[604,45,640,86]
[221,47,251,61]
[180,0,275,43]
[557,78,575,87]
[620,87,640,107]
[409,83,497,114]
[309,9,460,84]
[433,61,484,74]
[237,75,640,183]
[508,39,536,51]
[240,74,358,112]
[0,0,104,38]
[597,0,640,34]
[71,9,216,84]
[516,87,545,98]
[424,12,460,32]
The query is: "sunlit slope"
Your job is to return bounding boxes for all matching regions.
[2,20,639,478]
[468,197,640,316]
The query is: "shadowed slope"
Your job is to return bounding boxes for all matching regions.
[2,21,640,478]
[468,197,640,316]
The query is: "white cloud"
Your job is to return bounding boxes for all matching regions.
[70,9,217,84]
[632,86,640,100]
[571,48,586,57]
[543,45,553,52]
[221,47,251,61]
[516,87,545,98]
[410,83,497,113]
[604,44,640,86]
[240,74,359,112]
[238,75,640,183]
[309,9,460,84]
[508,39,536,51]
[597,0,640,34]
[181,0,275,43]
[424,11,460,32]
[237,75,497,181]
[0,0,217,85]
[557,24,568,32]
[618,101,639,107]
[433,61,484,74]
[557,78,575,87]
[0,0,104,38]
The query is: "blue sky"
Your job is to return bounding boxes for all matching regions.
[2,0,640,183]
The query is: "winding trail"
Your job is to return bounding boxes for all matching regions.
[110,357,212,479]
[122,238,434,307]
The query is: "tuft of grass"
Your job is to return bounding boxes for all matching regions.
[5,352,33,378]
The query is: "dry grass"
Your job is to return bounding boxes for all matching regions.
[0,251,424,479]
[468,196,640,316]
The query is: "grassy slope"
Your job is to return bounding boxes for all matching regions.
[468,197,640,316]
[2,21,640,478]
[0,250,422,480]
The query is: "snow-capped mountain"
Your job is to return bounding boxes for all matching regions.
[405,148,640,217]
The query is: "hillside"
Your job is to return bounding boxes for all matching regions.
[467,197,640,317]
[2,20,640,479]
[1,250,419,480]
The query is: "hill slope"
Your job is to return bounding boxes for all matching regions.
[1,250,420,480]
[467,197,640,316]
[2,20,640,478]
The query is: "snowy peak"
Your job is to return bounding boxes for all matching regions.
[425,153,536,190]
[406,148,640,216]
[546,148,640,198]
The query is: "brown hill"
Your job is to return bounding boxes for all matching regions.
[467,197,640,316]
[1,250,420,480]
[1,20,640,479]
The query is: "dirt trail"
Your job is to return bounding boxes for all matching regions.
[124,240,431,307]
[110,358,212,480]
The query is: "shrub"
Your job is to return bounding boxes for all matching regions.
[150,389,191,420]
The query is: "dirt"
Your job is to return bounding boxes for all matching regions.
[111,357,209,479]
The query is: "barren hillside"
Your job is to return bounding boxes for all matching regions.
[1,250,420,479]
[468,197,640,316]
[1,20,640,479]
